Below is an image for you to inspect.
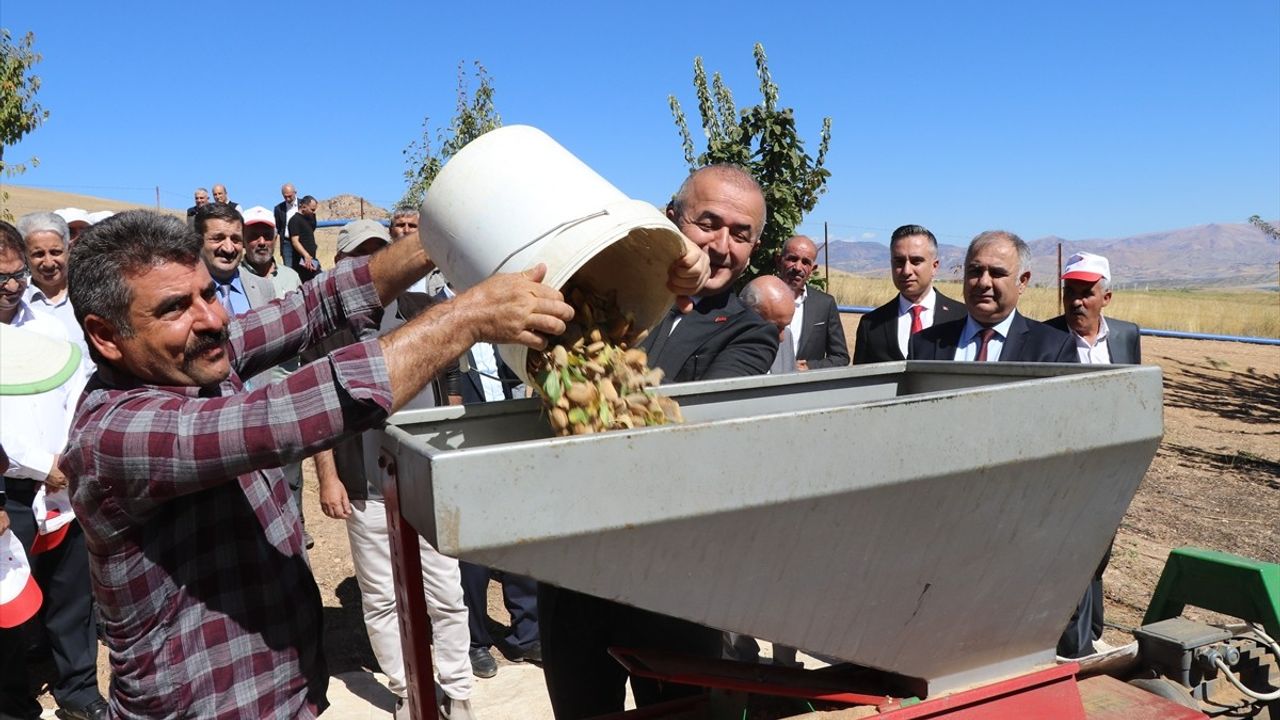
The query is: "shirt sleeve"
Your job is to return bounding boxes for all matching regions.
[231,257,383,381]
[71,338,394,521]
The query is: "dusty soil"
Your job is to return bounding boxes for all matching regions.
[36,330,1280,717]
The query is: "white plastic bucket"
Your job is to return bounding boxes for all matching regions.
[419,125,686,384]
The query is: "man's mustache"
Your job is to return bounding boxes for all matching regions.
[184,328,230,364]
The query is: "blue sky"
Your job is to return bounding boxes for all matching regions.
[3,1,1278,245]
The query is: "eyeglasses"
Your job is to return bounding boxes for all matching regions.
[0,267,30,286]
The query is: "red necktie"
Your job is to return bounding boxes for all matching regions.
[975,328,997,362]
[909,305,924,335]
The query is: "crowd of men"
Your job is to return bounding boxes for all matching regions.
[0,169,1137,719]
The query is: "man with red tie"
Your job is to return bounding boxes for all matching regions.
[908,230,1076,363]
[853,224,965,363]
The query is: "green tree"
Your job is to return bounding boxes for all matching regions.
[669,43,832,284]
[0,29,50,222]
[1248,214,1279,240]
[400,61,501,209]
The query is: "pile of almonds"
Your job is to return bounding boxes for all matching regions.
[530,286,683,436]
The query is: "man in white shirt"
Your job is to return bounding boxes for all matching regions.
[854,224,966,363]
[775,235,848,369]
[908,230,1076,364]
[0,221,106,719]
[274,183,300,269]
[1046,252,1141,366]
[17,211,92,371]
[1045,251,1140,657]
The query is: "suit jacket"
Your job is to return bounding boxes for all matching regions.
[457,345,520,404]
[273,201,291,238]
[240,268,277,309]
[795,286,850,368]
[854,290,966,364]
[640,291,778,383]
[1044,316,1142,364]
[908,311,1077,363]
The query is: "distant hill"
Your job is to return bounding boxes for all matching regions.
[1,184,388,226]
[819,221,1279,288]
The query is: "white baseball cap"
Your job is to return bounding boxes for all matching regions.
[0,530,43,629]
[87,210,115,224]
[241,206,275,228]
[1061,252,1111,283]
[54,207,92,228]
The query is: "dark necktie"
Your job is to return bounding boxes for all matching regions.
[975,328,997,362]
[909,305,924,335]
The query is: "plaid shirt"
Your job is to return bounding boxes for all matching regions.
[63,259,394,719]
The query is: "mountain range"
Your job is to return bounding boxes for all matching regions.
[816,221,1279,289]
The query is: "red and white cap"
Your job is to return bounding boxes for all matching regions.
[1061,252,1111,283]
[0,530,43,629]
[241,206,275,228]
[31,486,75,555]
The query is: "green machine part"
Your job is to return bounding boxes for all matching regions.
[1144,546,1280,638]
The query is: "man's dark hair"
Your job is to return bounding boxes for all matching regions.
[193,202,244,235]
[300,195,317,207]
[890,224,938,250]
[69,211,203,351]
[0,220,26,261]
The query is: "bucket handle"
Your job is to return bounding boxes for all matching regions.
[489,209,610,277]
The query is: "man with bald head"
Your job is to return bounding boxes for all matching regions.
[908,230,1075,363]
[776,234,848,370]
[211,184,240,212]
[741,275,797,373]
[274,183,299,269]
[855,224,965,364]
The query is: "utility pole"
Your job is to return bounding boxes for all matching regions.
[155,186,160,210]
[1056,242,1063,309]
[823,221,830,281]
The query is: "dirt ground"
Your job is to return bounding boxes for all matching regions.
[37,331,1280,717]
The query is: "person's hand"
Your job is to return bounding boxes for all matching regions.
[457,264,574,350]
[0,509,9,536]
[305,257,319,271]
[318,475,351,520]
[796,359,810,372]
[668,238,710,313]
[44,457,67,492]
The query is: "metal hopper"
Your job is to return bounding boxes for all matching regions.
[374,361,1162,695]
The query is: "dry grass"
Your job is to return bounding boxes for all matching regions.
[825,271,1280,339]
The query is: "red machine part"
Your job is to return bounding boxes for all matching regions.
[383,454,441,720]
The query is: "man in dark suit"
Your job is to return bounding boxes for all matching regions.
[273,183,298,269]
[185,187,209,229]
[909,230,1076,363]
[1044,251,1140,657]
[776,235,849,369]
[854,224,965,364]
[541,164,777,720]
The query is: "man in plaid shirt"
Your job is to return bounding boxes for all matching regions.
[57,209,612,718]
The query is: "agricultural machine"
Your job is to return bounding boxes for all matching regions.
[374,361,1279,718]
